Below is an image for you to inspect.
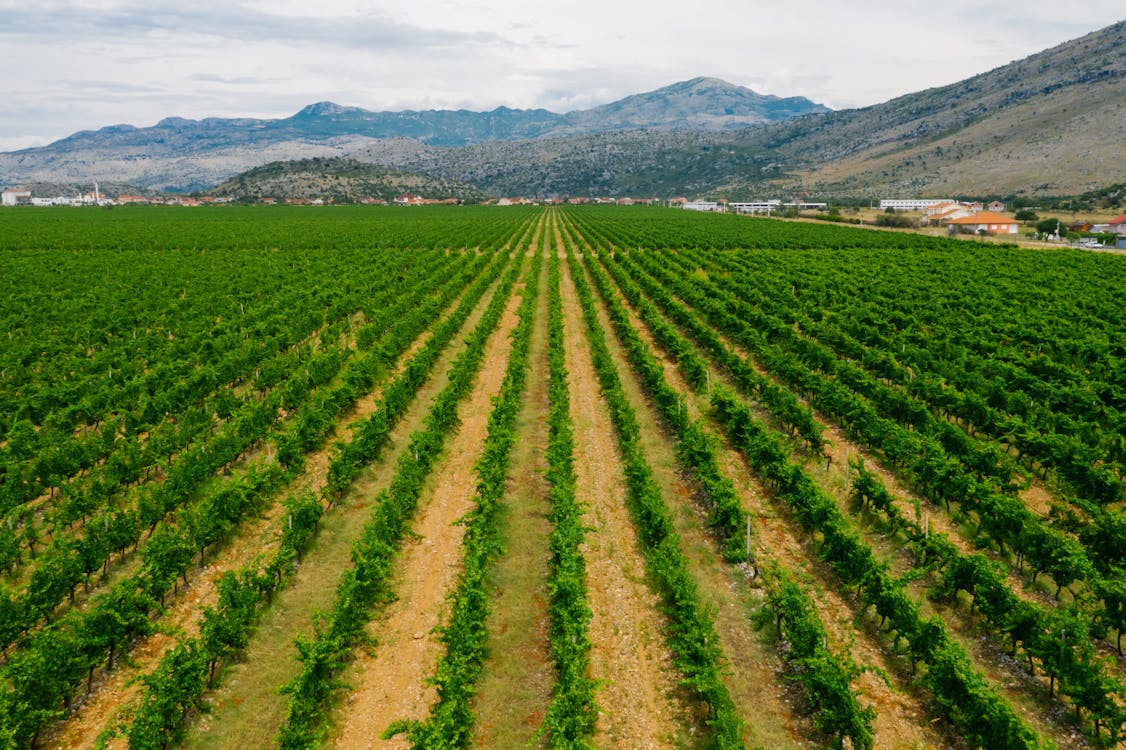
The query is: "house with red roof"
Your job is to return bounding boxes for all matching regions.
[1108,213,1126,235]
[944,211,1019,235]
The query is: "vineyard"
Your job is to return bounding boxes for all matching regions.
[1,204,1125,749]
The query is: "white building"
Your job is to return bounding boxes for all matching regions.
[1,189,31,206]
[683,201,722,212]
[730,200,782,214]
[730,200,828,214]
[879,198,953,211]
[1108,213,1126,235]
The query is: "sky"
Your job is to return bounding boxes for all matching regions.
[0,1,1121,152]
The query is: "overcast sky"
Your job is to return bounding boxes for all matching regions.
[0,1,1121,152]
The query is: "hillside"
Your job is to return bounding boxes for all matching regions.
[354,20,1125,199]
[0,78,824,192]
[2,22,1122,198]
[750,20,1126,196]
[208,158,485,203]
[349,129,780,198]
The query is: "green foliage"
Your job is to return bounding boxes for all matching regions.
[390,240,542,748]
[874,212,916,228]
[277,251,528,748]
[1036,217,1068,236]
[562,237,745,747]
[540,249,598,746]
[761,568,874,750]
[0,207,533,747]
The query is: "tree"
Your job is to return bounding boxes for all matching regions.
[1036,218,1068,238]
[1015,209,1039,221]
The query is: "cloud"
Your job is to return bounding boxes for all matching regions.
[0,135,58,152]
[0,1,507,50]
[189,73,283,86]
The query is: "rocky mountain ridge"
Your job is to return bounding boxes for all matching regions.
[0,78,827,191]
[2,21,1123,198]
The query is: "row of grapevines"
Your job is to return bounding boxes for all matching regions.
[125,490,324,749]
[387,232,544,747]
[695,246,1124,505]
[633,248,1118,625]
[0,460,287,748]
[632,246,1126,739]
[0,205,529,252]
[574,236,886,749]
[560,235,745,747]
[710,389,1045,749]
[570,232,879,748]
[0,248,500,746]
[540,241,598,747]
[669,246,1126,648]
[272,251,490,469]
[734,246,1126,482]
[0,249,457,649]
[118,242,526,748]
[844,458,1126,744]
[562,204,959,252]
[276,251,526,748]
[600,248,824,452]
[759,566,875,749]
[1,249,453,582]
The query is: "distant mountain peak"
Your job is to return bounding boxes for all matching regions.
[668,76,747,91]
[566,77,829,132]
[295,101,364,117]
[156,116,199,128]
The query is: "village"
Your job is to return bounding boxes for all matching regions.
[4,184,1125,249]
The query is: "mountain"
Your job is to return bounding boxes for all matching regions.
[561,77,829,133]
[2,21,1123,198]
[209,157,485,203]
[347,130,781,199]
[742,19,1126,196]
[0,78,826,192]
[402,20,1121,199]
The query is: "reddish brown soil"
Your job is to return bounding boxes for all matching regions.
[470,243,554,748]
[558,249,689,748]
[41,270,478,750]
[330,271,527,749]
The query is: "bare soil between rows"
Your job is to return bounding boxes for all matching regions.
[328,262,528,749]
[558,245,690,748]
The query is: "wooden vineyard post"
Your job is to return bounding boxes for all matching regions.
[746,515,752,564]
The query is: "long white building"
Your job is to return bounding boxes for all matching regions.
[879,198,953,211]
[730,200,829,214]
[683,201,723,212]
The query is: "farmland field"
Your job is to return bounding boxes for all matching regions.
[2,204,1126,749]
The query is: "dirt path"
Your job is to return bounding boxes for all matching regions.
[557,246,689,749]
[329,260,527,749]
[570,251,806,748]
[470,245,553,748]
[574,245,948,749]
[177,259,514,750]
